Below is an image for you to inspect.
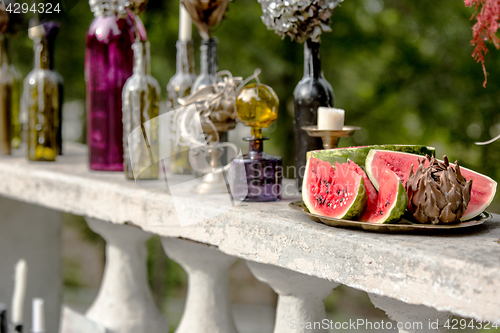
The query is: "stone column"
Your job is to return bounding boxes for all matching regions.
[161,237,238,333]
[246,261,338,333]
[369,294,452,333]
[85,218,167,333]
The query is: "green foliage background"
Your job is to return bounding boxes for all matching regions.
[11,0,500,211]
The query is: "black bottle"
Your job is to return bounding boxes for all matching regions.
[293,38,334,190]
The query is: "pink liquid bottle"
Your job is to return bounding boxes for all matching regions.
[85,0,146,171]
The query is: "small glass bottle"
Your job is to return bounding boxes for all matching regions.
[123,39,160,180]
[0,35,13,155]
[232,83,282,202]
[86,1,139,171]
[167,39,197,174]
[44,21,64,155]
[293,38,334,189]
[192,38,218,93]
[23,25,60,162]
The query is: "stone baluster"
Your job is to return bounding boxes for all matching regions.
[85,218,167,333]
[161,237,238,333]
[246,261,339,333]
[369,294,452,333]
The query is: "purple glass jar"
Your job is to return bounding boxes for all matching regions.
[85,10,144,171]
[231,138,282,202]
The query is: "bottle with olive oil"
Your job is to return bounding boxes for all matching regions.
[22,23,59,161]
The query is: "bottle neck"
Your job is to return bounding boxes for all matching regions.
[303,38,322,79]
[132,39,150,75]
[34,39,50,70]
[200,38,218,76]
[175,40,195,75]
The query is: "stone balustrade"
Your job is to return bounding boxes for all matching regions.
[0,144,499,332]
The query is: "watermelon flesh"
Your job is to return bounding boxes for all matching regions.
[342,160,378,221]
[366,150,497,221]
[365,169,408,223]
[302,158,367,220]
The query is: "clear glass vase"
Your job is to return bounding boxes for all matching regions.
[167,39,197,175]
[122,39,160,180]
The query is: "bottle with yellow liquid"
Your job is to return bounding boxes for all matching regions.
[22,24,59,161]
[231,82,282,202]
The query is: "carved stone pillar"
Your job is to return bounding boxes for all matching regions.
[85,218,167,333]
[161,237,238,333]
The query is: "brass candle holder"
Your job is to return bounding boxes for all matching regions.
[301,126,361,149]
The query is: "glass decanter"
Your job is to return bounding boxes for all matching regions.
[293,38,334,189]
[23,24,60,161]
[123,39,160,180]
[85,0,143,171]
[232,83,282,202]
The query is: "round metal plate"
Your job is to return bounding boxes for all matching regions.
[289,200,491,233]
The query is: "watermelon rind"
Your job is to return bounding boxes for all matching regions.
[340,176,368,220]
[370,175,408,224]
[302,159,368,220]
[307,145,435,168]
[365,149,498,221]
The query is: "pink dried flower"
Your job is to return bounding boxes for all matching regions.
[465,0,500,87]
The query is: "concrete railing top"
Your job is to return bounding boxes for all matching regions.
[1,144,499,322]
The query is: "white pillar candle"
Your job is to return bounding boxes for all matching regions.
[179,2,192,41]
[11,259,27,326]
[317,107,345,130]
[32,298,45,333]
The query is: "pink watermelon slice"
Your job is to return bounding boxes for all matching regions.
[341,160,378,221]
[342,160,408,223]
[366,150,497,220]
[302,158,367,220]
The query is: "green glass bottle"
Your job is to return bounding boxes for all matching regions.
[22,25,59,161]
[122,39,160,180]
[0,35,13,155]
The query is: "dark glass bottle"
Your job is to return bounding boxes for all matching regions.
[123,40,160,180]
[192,38,218,93]
[23,27,60,161]
[167,40,197,174]
[85,7,138,171]
[0,35,13,155]
[0,305,6,333]
[44,22,63,155]
[293,38,334,189]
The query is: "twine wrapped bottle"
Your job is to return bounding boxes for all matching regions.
[122,39,160,180]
